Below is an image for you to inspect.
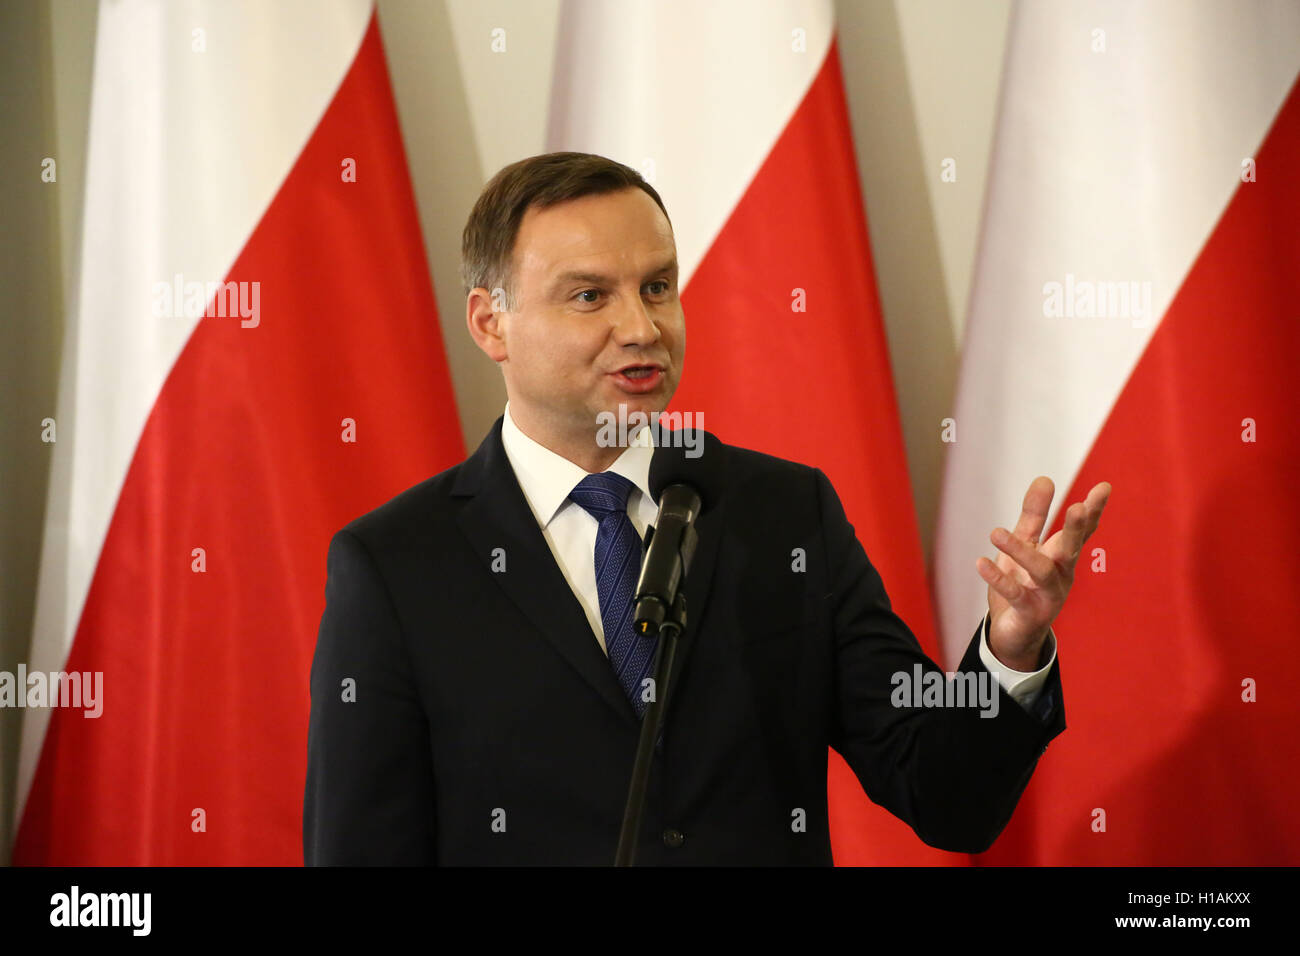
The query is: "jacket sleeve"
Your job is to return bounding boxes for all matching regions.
[817,468,1066,853]
[303,529,437,865]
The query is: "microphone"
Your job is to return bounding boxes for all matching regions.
[632,428,723,636]
[617,426,724,866]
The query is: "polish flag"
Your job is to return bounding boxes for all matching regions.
[549,0,956,863]
[935,1,1300,863]
[12,1,463,864]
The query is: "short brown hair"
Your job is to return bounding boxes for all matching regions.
[460,151,672,310]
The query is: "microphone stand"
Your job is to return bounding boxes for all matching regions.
[614,589,687,867]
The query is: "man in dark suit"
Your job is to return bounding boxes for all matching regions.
[302,152,1110,865]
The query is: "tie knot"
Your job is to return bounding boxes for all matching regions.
[569,471,635,519]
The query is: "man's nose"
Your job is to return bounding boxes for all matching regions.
[611,293,661,346]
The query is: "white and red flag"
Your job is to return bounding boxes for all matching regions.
[13,1,463,864]
[935,0,1300,863]
[549,0,957,864]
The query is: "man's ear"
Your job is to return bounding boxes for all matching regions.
[466,287,508,363]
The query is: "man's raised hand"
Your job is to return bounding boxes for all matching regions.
[976,476,1111,671]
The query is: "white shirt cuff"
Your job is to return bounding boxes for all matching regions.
[977,612,1056,712]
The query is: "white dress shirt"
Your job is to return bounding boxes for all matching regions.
[501,403,659,656]
[499,403,1055,712]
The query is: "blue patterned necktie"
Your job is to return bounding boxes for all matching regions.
[568,472,659,719]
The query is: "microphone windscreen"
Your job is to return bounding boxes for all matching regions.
[648,427,725,509]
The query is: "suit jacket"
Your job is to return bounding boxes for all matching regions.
[303,417,1065,865]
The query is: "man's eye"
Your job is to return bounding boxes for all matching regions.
[646,281,669,295]
[576,289,601,303]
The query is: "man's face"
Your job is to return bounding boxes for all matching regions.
[495,187,684,446]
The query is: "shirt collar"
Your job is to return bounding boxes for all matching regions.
[500,401,655,528]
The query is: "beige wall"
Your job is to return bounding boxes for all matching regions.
[0,0,1009,862]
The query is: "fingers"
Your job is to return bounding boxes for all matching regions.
[1059,481,1112,558]
[986,478,1112,594]
[990,526,1057,585]
[1086,481,1112,527]
[1057,502,1089,560]
[1011,476,1055,545]
[977,555,1025,604]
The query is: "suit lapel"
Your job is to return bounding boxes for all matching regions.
[658,452,727,719]
[453,418,639,726]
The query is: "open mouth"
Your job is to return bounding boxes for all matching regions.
[610,365,665,392]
